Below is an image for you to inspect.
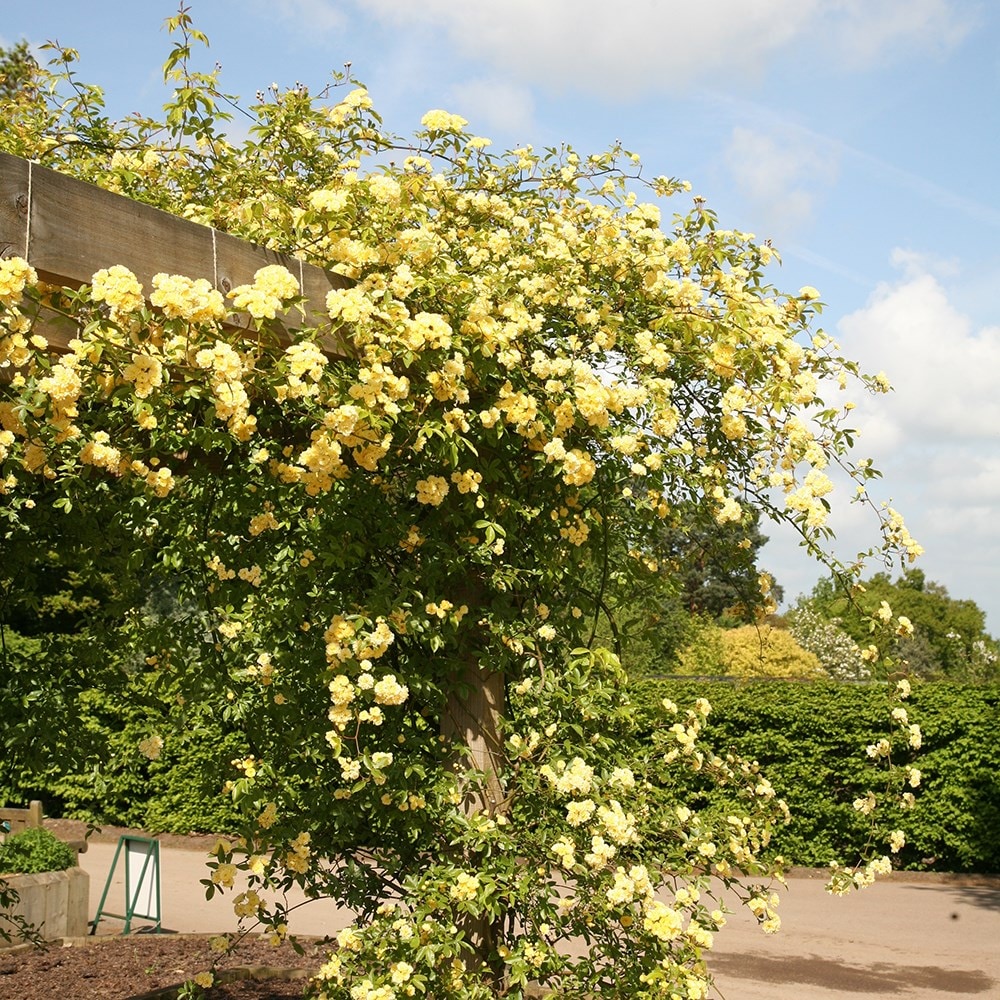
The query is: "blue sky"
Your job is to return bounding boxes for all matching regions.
[5,1,999,632]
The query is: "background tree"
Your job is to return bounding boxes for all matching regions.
[667,509,783,622]
[0,41,39,102]
[585,506,785,677]
[799,570,998,681]
[671,623,823,679]
[786,603,870,681]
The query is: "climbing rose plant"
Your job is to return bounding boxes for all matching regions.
[0,12,923,997]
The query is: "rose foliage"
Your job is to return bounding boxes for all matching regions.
[0,13,923,998]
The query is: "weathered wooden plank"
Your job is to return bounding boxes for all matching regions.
[0,153,29,260]
[27,160,215,290]
[0,156,82,351]
[0,153,351,357]
[214,229,301,300]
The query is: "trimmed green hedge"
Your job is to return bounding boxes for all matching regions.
[3,678,998,872]
[0,687,243,835]
[633,680,1000,872]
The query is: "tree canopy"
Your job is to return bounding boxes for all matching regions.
[0,15,923,996]
[798,570,998,681]
[0,41,38,103]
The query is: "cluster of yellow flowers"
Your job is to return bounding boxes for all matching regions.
[883,505,924,562]
[324,85,373,128]
[279,340,327,400]
[137,734,164,760]
[515,695,773,975]
[150,271,226,322]
[91,264,144,315]
[284,831,311,874]
[420,109,469,132]
[228,264,300,320]
[415,475,448,506]
[784,468,835,528]
[321,611,410,746]
[78,431,121,472]
[121,352,165,398]
[0,257,36,308]
[643,900,684,942]
[449,870,480,902]
[193,340,254,437]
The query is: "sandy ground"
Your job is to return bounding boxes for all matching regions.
[74,838,1000,999]
[706,870,999,999]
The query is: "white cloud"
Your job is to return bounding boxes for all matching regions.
[888,247,960,281]
[725,126,839,235]
[840,265,1000,449]
[349,0,972,97]
[252,0,348,39]
[446,78,535,137]
[924,452,1000,507]
[824,0,971,66]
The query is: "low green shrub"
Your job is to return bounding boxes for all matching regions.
[0,828,77,874]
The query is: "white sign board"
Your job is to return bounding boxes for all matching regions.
[125,838,158,918]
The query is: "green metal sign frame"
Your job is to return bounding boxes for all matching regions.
[90,835,162,934]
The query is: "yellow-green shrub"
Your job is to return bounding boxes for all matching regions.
[676,623,824,677]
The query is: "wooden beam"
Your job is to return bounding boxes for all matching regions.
[0,152,351,356]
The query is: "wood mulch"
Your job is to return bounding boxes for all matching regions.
[0,932,324,1000]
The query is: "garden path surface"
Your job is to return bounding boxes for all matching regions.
[29,821,1000,998]
[707,867,999,999]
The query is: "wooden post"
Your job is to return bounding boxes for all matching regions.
[438,575,507,982]
[441,663,506,815]
[441,661,506,984]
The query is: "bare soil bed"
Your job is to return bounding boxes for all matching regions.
[0,931,324,999]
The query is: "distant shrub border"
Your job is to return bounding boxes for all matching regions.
[0,691,244,836]
[3,680,997,873]
[632,680,1000,873]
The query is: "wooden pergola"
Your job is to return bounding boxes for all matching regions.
[0,152,350,353]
